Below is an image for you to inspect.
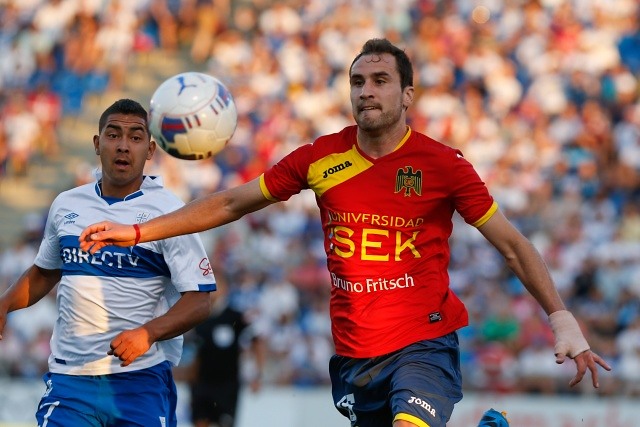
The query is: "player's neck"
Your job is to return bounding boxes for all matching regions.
[99,178,144,199]
[357,123,409,159]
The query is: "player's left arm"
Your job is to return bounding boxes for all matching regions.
[477,209,612,387]
[108,291,212,366]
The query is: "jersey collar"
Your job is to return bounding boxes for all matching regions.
[93,173,164,203]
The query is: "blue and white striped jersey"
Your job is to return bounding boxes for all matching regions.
[34,175,217,375]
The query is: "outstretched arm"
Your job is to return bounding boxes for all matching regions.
[80,177,274,253]
[0,265,61,340]
[108,291,212,367]
[477,209,612,387]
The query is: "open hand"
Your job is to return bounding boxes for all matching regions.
[79,222,137,254]
[556,349,612,388]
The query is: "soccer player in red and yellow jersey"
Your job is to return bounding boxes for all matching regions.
[80,39,611,427]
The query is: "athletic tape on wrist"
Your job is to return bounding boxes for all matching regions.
[133,224,141,245]
[548,310,590,358]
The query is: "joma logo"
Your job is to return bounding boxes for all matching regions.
[408,396,436,417]
[322,161,353,178]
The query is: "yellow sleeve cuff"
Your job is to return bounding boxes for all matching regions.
[472,201,498,228]
[259,174,279,202]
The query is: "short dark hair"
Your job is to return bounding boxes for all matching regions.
[98,99,148,133]
[349,38,414,89]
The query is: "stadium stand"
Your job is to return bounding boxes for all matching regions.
[1,0,639,399]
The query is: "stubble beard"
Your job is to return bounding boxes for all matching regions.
[355,105,403,134]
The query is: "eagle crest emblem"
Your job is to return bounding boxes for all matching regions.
[395,166,422,197]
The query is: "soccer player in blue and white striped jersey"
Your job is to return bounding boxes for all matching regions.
[0,98,216,427]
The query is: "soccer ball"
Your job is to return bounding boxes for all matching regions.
[148,72,237,160]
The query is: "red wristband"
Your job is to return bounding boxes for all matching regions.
[133,224,141,245]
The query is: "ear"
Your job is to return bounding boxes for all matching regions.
[403,85,415,111]
[147,139,156,160]
[93,135,100,155]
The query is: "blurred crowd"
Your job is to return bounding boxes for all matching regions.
[1,0,640,398]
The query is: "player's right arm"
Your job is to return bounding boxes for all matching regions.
[0,265,61,339]
[79,177,275,253]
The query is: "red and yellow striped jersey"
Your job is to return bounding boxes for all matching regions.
[260,125,497,358]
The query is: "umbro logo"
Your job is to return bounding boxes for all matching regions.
[64,212,79,224]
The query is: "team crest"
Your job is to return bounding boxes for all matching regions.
[136,212,151,223]
[395,166,422,197]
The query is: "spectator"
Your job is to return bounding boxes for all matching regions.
[2,91,41,176]
[27,82,62,157]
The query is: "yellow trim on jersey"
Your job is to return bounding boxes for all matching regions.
[394,412,431,427]
[392,126,412,152]
[259,174,278,201]
[472,201,499,227]
[307,144,374,197]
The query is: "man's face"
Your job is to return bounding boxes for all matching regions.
[349,53,412,134]
[93,113,155,197]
